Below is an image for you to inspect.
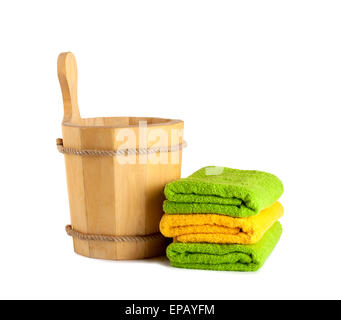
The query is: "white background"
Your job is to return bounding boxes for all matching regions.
[0,1,340,300]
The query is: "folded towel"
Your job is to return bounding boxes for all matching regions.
[163,166,283,217]
[160,201,283,244]
[166,221,282,272]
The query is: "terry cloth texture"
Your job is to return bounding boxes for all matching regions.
[160,201,283,245]
[166,221,282,272]
[163,166,284,217]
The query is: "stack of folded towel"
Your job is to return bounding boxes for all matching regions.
[159,166,284,272]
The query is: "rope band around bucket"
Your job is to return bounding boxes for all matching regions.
[56,138,187,156]
[65,225,164,243]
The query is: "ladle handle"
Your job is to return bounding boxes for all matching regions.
[57,52,81,123]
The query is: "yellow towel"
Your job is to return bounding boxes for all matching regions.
[159,201,283,244]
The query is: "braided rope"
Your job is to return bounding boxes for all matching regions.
[56,138,187,156]
[65,225,164,243]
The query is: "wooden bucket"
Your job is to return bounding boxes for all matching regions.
[57,52,184,260]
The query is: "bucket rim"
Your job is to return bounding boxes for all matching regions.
[62,116,184,129]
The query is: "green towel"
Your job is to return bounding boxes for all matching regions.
[166,221,282,272]
[163,166,283,217]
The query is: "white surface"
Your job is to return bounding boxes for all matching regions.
[0,0,340,300]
